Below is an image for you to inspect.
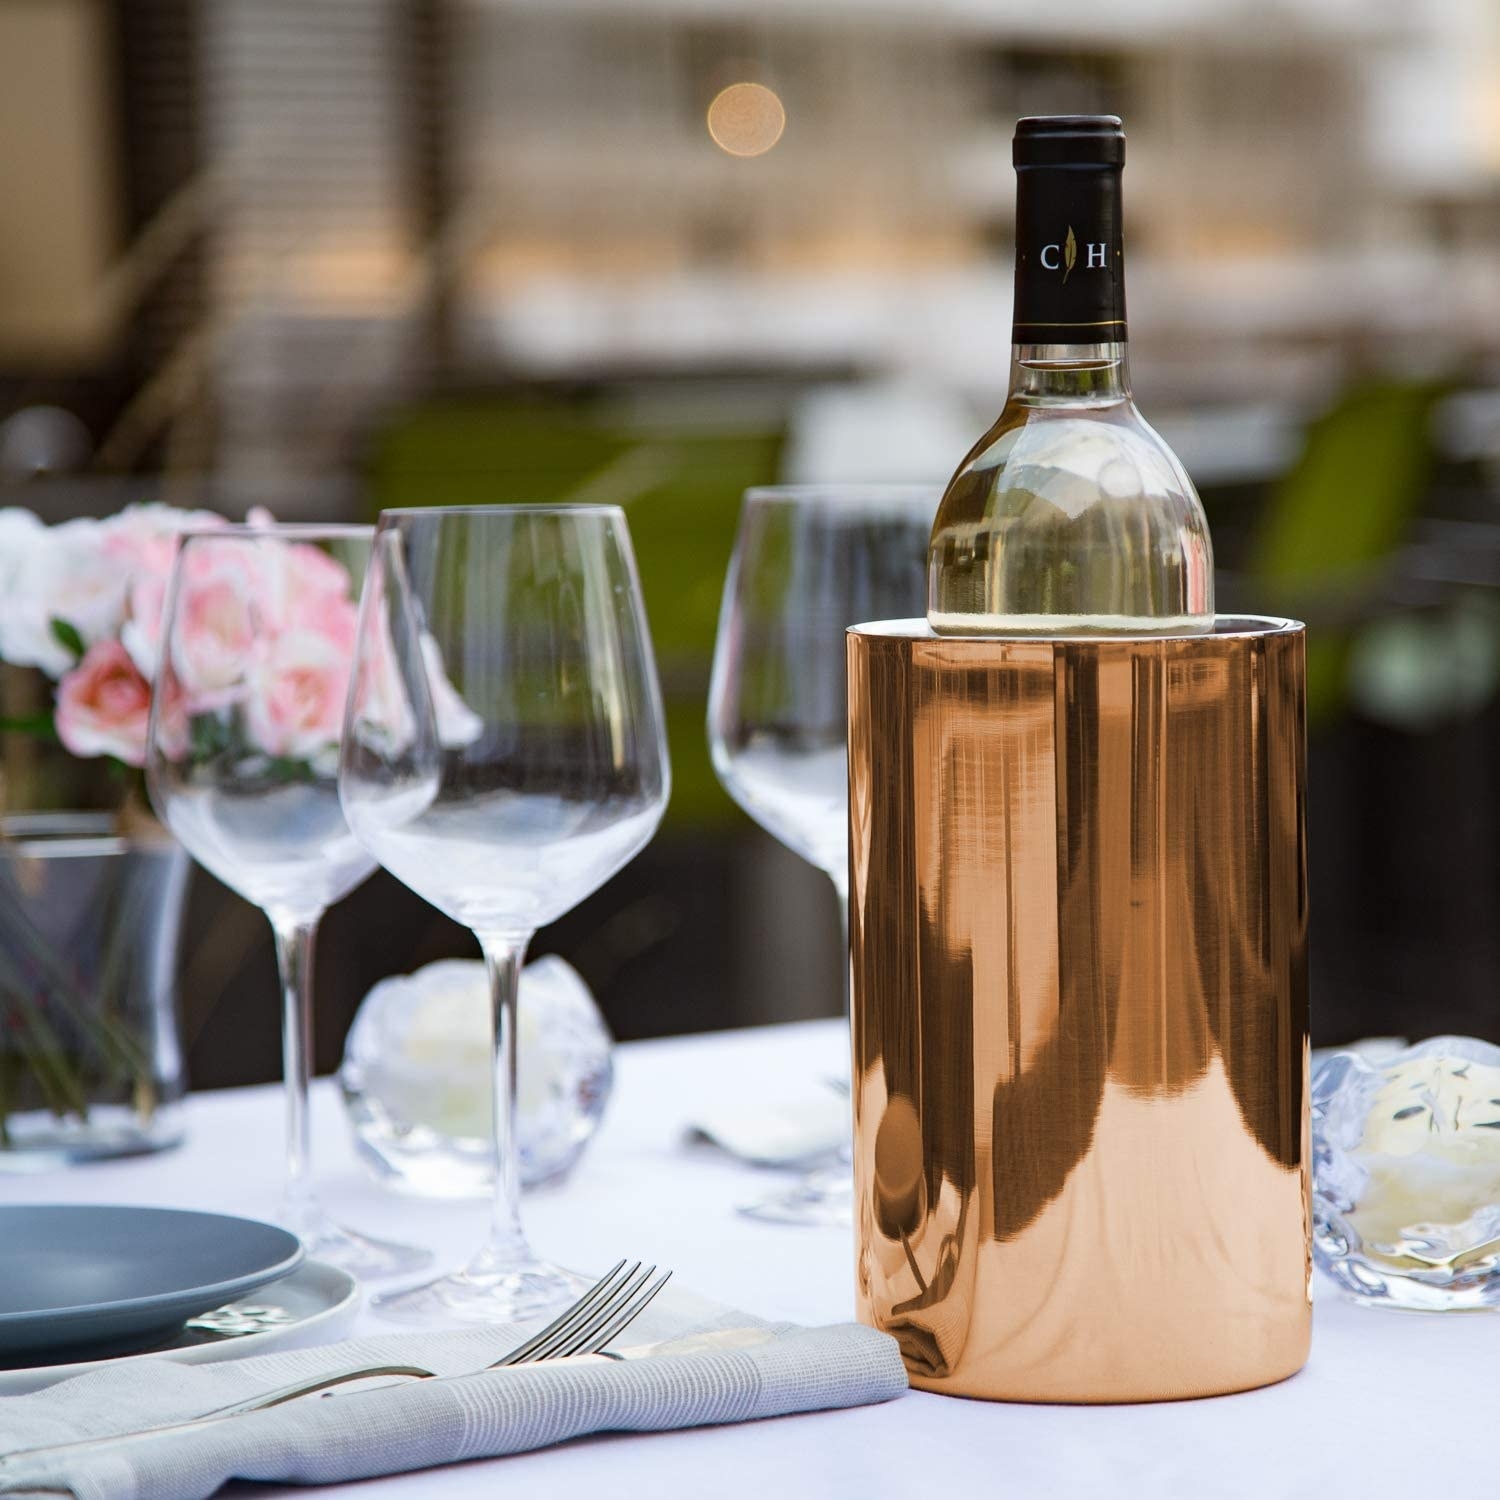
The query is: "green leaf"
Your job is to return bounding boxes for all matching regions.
[49,618,86,661]
[1063,225,1077,284]
[0,712,58,740]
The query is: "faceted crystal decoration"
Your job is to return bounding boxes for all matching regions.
[1312,1036,1500,1310]
[340,956,613,1195]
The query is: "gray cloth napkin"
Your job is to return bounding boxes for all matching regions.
[0,1289,907,1500]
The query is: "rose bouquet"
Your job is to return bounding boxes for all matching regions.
[0,503,370,1157]
[0,503,366,774]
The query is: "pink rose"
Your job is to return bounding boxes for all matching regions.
[122,568,170,677]
[238,516,357,640]
[169,553,259,699]
[286,572,359,650]
[247,627,353,759]
[55,640,153,766]
[287,541,351,600]
[101,503,223,571]
[263,538,355,642]
[113,512,228,679]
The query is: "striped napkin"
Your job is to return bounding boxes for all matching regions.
[0,1288,907,1500]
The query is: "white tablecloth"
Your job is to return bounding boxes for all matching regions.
[3,1019,1494,1498]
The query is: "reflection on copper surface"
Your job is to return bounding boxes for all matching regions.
[848,619,1311,1402]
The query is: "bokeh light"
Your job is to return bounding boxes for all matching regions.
[706,82,786,158]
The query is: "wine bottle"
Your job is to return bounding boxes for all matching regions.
[928,115,1213,635]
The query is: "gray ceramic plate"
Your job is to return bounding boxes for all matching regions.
[0,1260,358,1396]
[0,1205,304,1361]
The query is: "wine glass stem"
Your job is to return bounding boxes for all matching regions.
[479,932,531,1257]
[271,912,322,1214]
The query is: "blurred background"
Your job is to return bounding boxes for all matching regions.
[4,0,1500,1086]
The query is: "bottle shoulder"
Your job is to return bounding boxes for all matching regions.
[927,394,1216,635]
[933,398,1207,538]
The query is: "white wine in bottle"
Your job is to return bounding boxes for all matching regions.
[928,115,1213,636]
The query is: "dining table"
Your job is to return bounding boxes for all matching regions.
[2,1016,1494,1499]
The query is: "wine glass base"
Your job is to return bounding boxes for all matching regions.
[738,1165,852,1228]
[280,1201,433,1280]
[372,1248,590,1325]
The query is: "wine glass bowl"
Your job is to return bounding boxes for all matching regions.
[148,530,375,918]
[342,509,669,937]
[151,777,372,920]
[709,486,937,899]
[340,504,669,1322]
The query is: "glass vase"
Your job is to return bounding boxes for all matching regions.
[0,813,189,1167]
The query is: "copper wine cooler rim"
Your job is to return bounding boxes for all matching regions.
[848,613,1304,644]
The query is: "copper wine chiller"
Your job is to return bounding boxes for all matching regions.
[847,616,1310,1403]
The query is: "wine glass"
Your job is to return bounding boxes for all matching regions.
[338,504,669,1323]
[146,524,430,1277]
[708,485,937,1224]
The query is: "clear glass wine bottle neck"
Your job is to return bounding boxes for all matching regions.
[1009,341,1130,406]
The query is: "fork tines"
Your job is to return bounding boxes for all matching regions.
[584,1267,673,1355]
[497,1260,671,1366]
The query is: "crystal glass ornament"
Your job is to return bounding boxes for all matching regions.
[1313,1035,1500,1310]
[340,956,613,1195]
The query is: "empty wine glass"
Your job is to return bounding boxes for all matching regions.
[339,505,670,1323]
[146,524,430,1278]
[708,485,937,1225]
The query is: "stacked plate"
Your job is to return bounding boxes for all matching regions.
[0,1205,358,1395]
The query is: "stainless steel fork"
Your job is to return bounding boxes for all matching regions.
[207,1257,673,1418]
[2,1259,672,1469]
